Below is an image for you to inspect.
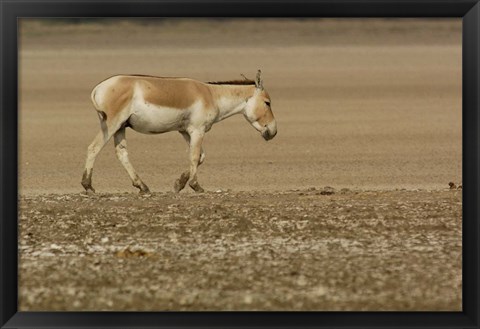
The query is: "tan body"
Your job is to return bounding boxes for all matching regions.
[81,71,277,193]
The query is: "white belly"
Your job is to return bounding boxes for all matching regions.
[128,101,188,134]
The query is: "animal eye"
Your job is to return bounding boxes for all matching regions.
[265,101,271,107]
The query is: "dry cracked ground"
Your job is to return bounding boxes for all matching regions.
[19,188,462,311]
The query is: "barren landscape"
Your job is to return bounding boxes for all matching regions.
[19,18,462,311]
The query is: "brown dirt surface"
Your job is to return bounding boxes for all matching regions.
[18,18,462,311]
[19,189,462,311]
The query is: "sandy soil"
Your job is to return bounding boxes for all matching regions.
[19,188,462,311]
[18,18,462,311]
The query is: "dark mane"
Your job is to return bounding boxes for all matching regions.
[206,79,256,85]
[115,75,256,85]
[126,74,184,79]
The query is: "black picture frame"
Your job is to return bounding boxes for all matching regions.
[1,1,479,328]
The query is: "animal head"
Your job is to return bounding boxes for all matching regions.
[244,70,277,141]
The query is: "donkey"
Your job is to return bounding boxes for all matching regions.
[81,70,277,194]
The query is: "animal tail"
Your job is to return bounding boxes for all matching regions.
[96,110,107,121]
[90,86,108,140]
[90,86,107,121]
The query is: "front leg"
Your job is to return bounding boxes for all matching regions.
[187,130,205,193]
[174,131,205,193]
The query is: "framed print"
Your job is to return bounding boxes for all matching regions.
[1,0,479,328]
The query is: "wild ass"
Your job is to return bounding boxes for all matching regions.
[81,70,277,194]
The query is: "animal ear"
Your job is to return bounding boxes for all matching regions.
[255,69,263,90]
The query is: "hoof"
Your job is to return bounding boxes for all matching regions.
[133,180,150,194]
[138,184,151,194]
[139,189,151,195]
[174,180,184,193]
[189,181,204,193]
[174,172,189,193]
[83,188,95,195]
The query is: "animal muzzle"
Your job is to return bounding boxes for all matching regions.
[262,123,277,141]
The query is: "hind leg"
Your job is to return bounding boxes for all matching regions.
[174,131,205,193]
[81,115,126,193]
[81,130,112,193]
[114,127,150,194]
